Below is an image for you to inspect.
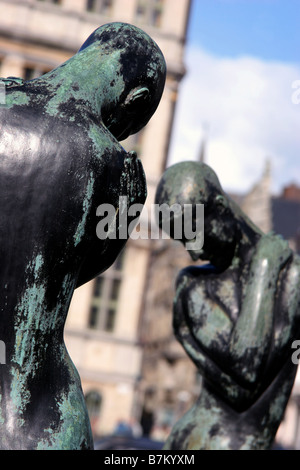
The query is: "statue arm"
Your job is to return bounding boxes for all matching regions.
[76,150,146,288]
[265,255,300,373]
[228,236,293,387]
[173,235,294,405]
[173,268,255,409]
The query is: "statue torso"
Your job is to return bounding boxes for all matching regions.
[0,89,145,449]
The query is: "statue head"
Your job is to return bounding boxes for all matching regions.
[155,161,240,268]
[79,22,167,141]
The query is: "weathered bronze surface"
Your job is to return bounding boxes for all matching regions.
[155,161,300,450]
[0,22,166,449]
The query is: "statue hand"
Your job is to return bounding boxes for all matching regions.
[120,151,147,206]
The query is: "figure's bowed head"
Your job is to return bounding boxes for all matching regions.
[77,22,167,141]
[155,161,242,270]
[5,23,166,144]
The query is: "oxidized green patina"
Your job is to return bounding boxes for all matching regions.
[155,161,300,450]
[0,22,166,449]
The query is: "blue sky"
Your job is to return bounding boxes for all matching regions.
[188,0,300,64]
[168,0,300,194]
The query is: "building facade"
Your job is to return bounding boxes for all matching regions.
[0,0,191,437]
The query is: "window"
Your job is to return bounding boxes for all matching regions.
[136,1,146,22]
[86,0,113,15]
[135,0,164,27]
[23,66,52,81]
[37,0,62,4]
[101,0,112,14]
[86,0,96,11]
[85,390,102,422]
[23,67,36,81]
[88,250,125,332]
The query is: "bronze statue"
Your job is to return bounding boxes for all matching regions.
[155,161,300,450]
[0,22,166,449]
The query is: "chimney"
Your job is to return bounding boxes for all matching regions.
[282,184,300,201]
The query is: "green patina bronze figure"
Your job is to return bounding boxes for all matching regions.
[0,22,166,449]
[155,161,300,450]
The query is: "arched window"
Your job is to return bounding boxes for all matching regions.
[85,390,102,421]
[89,249,125,332]
[135,0,164,28]
[86,0,113,15]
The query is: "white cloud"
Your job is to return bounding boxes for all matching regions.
[168,46,300,195]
